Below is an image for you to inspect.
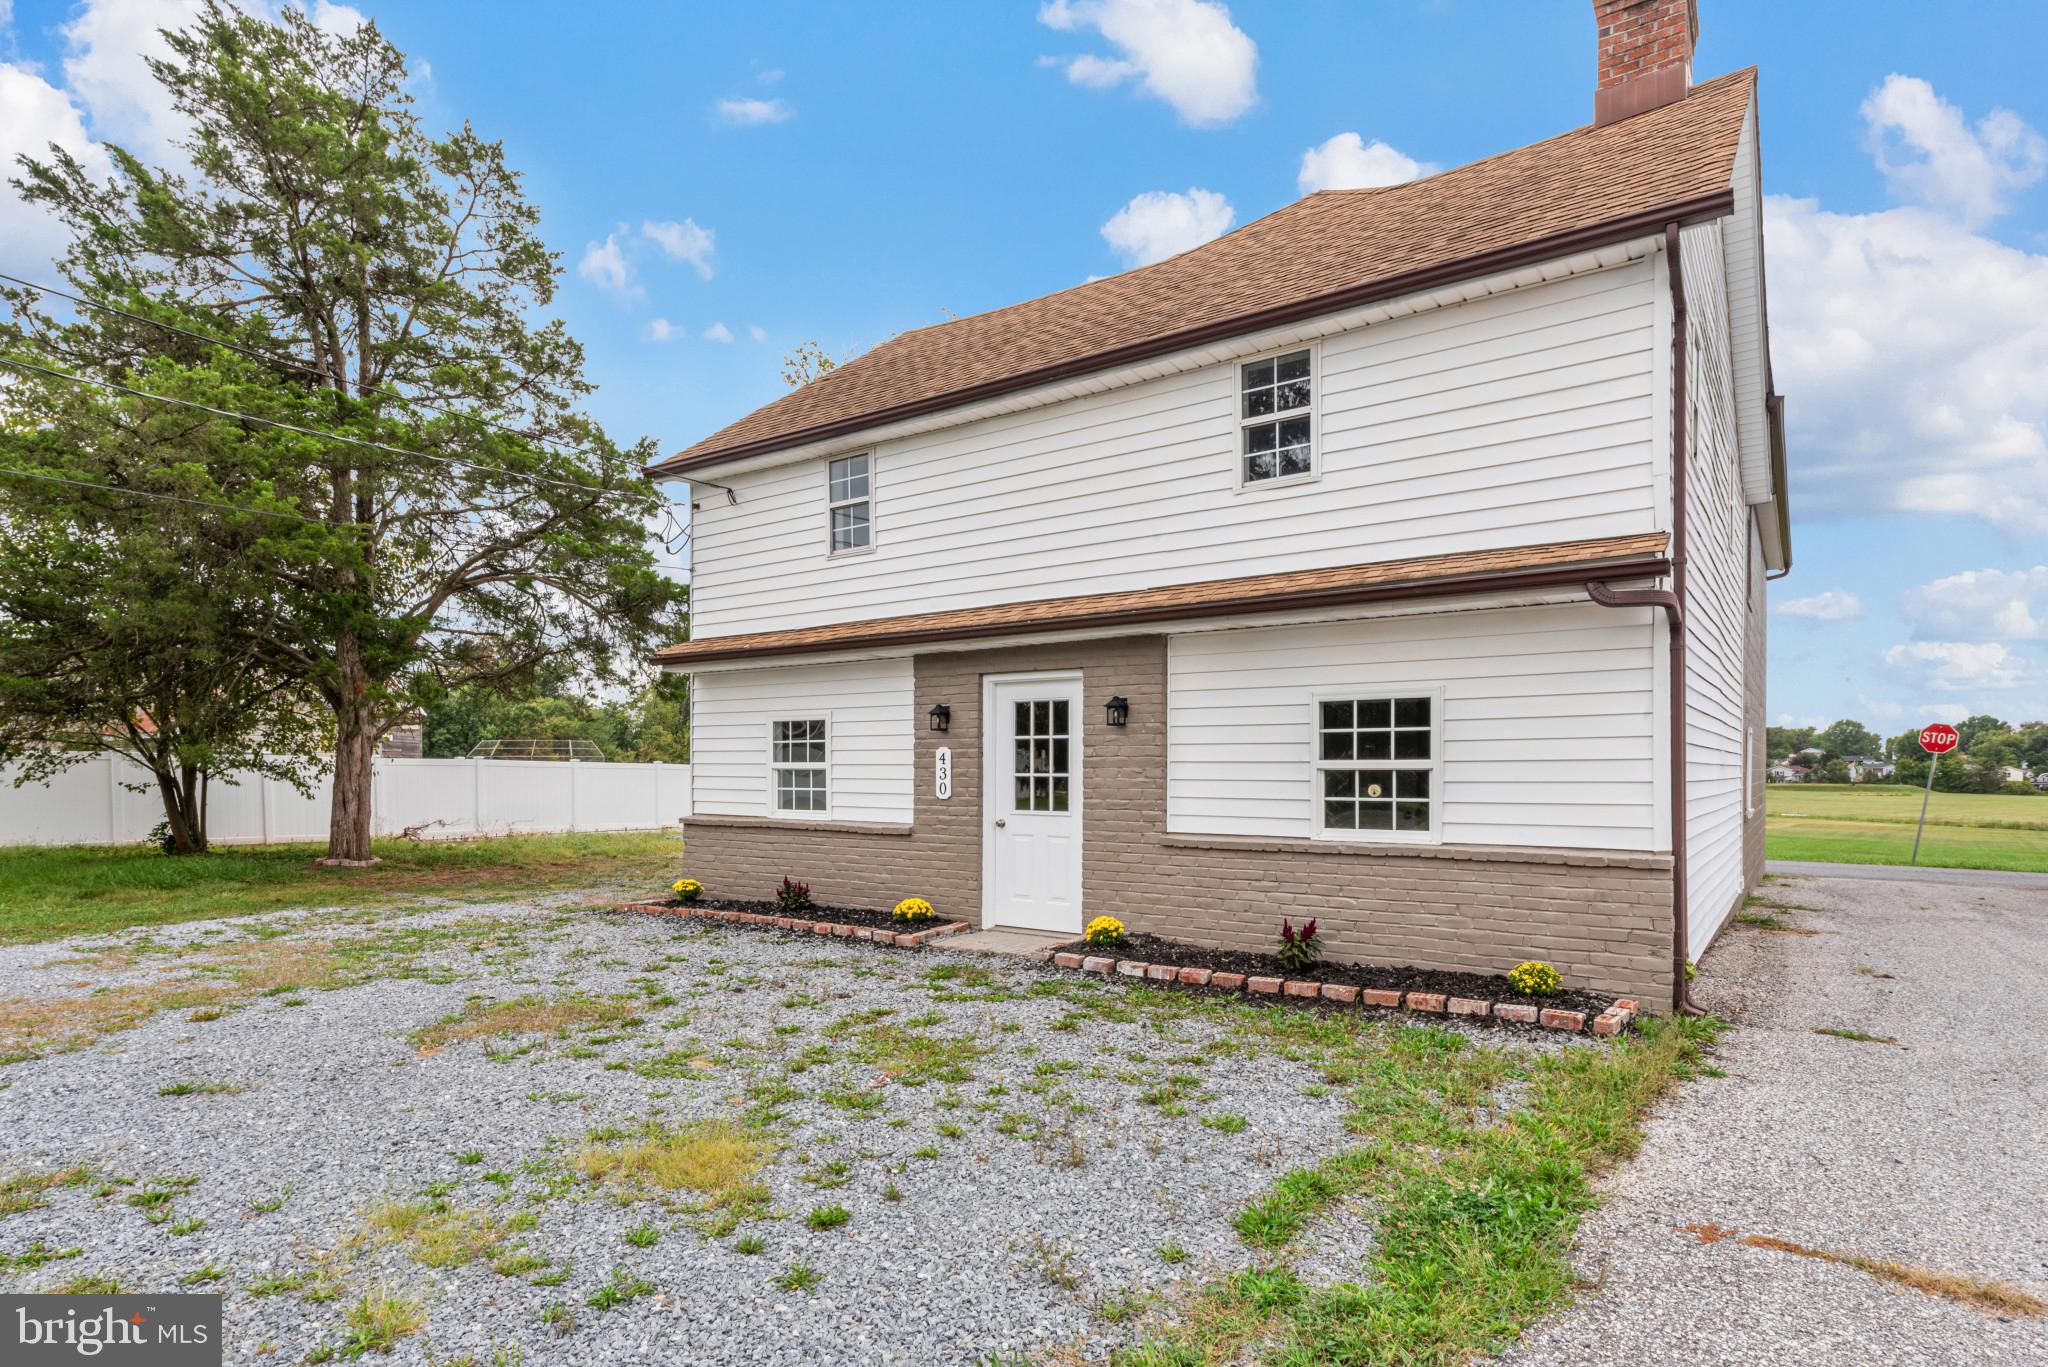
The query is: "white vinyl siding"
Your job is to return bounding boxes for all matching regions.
[1681,220,1749,954]
[690,259,1660,639]
[1168,603,1659,850]
[692,659,913,823]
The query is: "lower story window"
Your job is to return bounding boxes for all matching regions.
[772,718,827,813]
[1315,694,1436,836]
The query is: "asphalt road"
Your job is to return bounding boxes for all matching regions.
[1502,867,2048,1366]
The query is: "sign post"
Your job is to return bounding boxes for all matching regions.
[1911,723,1959,864]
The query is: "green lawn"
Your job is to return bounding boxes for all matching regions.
[1766,784,2048,873]
[0,832,681,944]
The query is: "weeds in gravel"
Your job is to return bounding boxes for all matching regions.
[1681,1223,2046,1316]
[361,1198,530,1270]
[338,1285,427,1358]
[734,1233,766,1255]
[0,1166,93,1219]
[52,1274,123,1294]
[805,1203,851,1231]
[1813,1026,1900,1046]
[157,1079,250,1096]
[0,1241,81,1272]
[586,1265,655,1310]
[773,1262,821,1292]
[411,995,638,1054]
[852,1023,985,1085]
[1117,1009,1722,1366]
[624,1220,662,1248]
[572,1118,770,1232]
[249,1185,293,1214]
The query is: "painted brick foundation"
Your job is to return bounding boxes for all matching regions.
[682,633,1676,1007]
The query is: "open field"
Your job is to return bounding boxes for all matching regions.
[1766,785,2048,873]
[0,832,681,944]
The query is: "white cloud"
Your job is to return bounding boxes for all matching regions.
[577,228,637,298]
[1297,132,1434,193]
[1901,566,2048,642]
[702,321,733,343]
[0,60,112,274]
[1038,0,1256,128]
[1880,640,2035,692]
[1859,697,1970,724]
[1775,590,1863,622]
[748,324,766,343]
[1100,187,1233,266]
[716,97,792,126]
[641,217,715,280]
[57,0,201,164]
[645,318,678,343]
[1862,74,2046,226]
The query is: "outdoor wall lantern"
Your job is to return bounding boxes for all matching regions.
[928,703,952,733]
[1104,695,1130,728]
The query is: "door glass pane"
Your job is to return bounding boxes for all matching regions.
[1015,701,1029,734]
[1033,700,1050,732]
[1052,699,1068,734]
[1051,776,1069,812]
[1051,738,1069,774]
[1014,775,1031,809]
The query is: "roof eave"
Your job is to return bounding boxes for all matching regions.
[651,547,1673,668]
[646,188,1737,482]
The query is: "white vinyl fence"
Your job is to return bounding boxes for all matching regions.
[0,755,691,848]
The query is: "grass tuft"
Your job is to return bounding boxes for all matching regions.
[1682,1223,2045,1316]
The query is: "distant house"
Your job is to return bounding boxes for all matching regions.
[1845,757,1893,783]
[649,1,1789,1013]
[2003,766,2029,785]
[2035,772,2048,792]
[1767,764,1804,783]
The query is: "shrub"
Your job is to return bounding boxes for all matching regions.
[1506,961,1563,997]
[775,877,813,913]
[892,897,936,924]
[1276,918,1320,973]
[1083,915,1125,948]
[670,877,704,903]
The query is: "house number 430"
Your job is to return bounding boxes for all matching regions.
[934,746,952,800]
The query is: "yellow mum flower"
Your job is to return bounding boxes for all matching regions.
[893,897,936,923]
[1083,915,1125,947]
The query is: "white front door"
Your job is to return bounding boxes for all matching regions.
[982,673,1083,934]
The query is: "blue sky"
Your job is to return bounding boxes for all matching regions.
[4,1,2046,733]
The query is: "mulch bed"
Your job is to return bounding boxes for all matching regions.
[1054,932,1615,1017]
[638,897,917,933]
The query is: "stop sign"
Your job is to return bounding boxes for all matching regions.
[1919,723,1960,755]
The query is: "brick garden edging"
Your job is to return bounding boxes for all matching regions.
[614,902,972,949]
[1053,950,1640,1035]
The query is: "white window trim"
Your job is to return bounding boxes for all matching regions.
[766,713,832,819]
[826,452,875,558]
[1307,685,1444,845]
[1234,341,1321,493]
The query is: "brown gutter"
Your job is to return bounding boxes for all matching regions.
[1588,221,1703,1017]
[658,553,1671,667]
[648,189,1737,479]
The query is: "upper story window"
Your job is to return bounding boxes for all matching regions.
[1314,693,1438,840]
[828,454,872,554]
[771,718,828,813]
[1240,348,1314,485]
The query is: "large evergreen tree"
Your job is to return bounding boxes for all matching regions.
[6,2,681,862]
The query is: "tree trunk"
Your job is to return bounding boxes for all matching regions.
[323,636,380,865]
[150,763,207,854]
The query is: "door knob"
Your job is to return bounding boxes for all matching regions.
[994,818,1007,828]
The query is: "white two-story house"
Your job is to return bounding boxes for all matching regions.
[649,0,1790,1013]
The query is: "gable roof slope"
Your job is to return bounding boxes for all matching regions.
[654,67,1755,478]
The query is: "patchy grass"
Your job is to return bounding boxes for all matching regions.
[0,832,681,944]
[851,1024,985,1086]
[1116,1007,1721,1366]
[0,1240,81,1272]
[805,1204,851,1232]
[360,1199,528,1269]
[1683,1223,2045,1316]
[412,995,639,1053]
[773,1262,821,1292]
[1814,1026,1901,1046]
[573,1119,768,1229]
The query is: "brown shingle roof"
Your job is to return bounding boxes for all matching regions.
[652,69,1754,478]
[655,533,1670,665]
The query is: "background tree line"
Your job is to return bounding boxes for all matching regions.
[1767,715,2048,794]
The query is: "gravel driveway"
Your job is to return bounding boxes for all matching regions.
[0,897,1365,1365]
[1503,869,2048,1366]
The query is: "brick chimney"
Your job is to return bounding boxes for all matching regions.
[1593,0,1697,127]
